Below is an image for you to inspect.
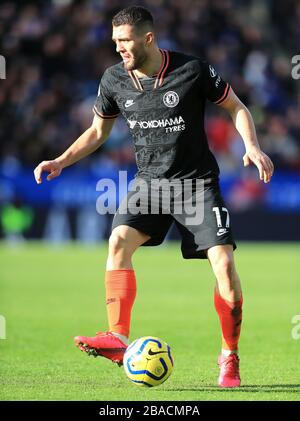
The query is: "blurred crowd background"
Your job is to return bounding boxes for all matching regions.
[0,0,300,243]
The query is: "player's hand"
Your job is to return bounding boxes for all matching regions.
[34,160,62,184]
[243,147,274,183]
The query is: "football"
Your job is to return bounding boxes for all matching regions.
[123,336,174,387]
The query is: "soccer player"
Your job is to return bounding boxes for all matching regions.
[34,6,274,388]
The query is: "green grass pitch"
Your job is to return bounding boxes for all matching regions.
[0,242,299,401]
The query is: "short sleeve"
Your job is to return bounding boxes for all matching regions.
[200,61,231,105]
[93,70,120,119]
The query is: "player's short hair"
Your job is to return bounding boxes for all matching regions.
[112,6,154,34]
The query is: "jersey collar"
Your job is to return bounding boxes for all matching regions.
[127,49,170,92]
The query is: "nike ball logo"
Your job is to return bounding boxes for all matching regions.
[148,348,168,356]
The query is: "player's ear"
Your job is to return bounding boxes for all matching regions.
[145,32,154,46]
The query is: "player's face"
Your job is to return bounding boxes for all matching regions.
[112,24,148,71]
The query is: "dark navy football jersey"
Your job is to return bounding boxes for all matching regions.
[93,50,231,180]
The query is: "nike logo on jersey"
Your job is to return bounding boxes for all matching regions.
[148,348,168,356]
[125,99,135,108]
[217,228,228,236]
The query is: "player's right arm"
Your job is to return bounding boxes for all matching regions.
[34,115,115,184]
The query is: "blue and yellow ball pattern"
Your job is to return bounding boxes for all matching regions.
[123,336,174,387]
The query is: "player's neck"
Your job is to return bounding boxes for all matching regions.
[134,48,163,78]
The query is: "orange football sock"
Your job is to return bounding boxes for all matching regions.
[105,269,136,338]
[214,288,243,351]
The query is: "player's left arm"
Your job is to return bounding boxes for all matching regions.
[219,88,274,183]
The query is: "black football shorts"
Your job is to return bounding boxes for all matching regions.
[111,177,236,259]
